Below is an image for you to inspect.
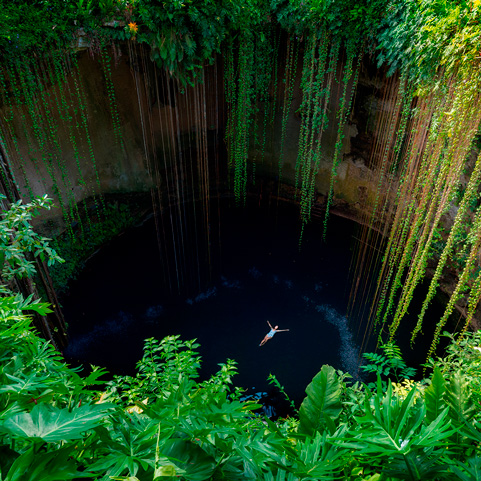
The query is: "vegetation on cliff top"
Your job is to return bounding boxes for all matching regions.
[1,0,480,85]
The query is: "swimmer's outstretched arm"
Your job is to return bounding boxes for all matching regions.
[267,320,274,329]
[276,329,289,332]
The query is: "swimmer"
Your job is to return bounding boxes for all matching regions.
[259,321,289,346]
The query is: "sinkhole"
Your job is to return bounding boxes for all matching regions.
[61,197,452,408]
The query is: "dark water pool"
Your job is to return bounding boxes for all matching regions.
[62,199,448,406]
[62,200,362,406]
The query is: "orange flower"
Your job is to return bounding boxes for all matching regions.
[128,22,138,34]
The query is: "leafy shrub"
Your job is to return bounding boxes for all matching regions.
[0,194,63,288]
[361,341,417,389]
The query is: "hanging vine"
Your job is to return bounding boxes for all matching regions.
[225,27,278,205]
[12,59,73,236]
[31,56,83,234]
[389,75,481,341]
[99,44,124,148]
[354,58,481,358]
[252,24,277,181]
[412,151,481,344]
[49,50,92,231]
[295,31,331,244]
[70,53,107,218]
[0,68,26,201]
[322,39,360,240]
[233,30,255,204]
[278,37,298,184]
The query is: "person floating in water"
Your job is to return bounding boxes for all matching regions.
[259,321,289,346]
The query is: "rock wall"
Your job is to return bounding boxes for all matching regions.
[0,42,392,234]
[2,40,476,330]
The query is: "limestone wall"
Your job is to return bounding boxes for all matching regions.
[0,43,395,233]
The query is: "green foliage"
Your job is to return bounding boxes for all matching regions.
[270,0,385,44]
[349,377,454,480]
[361,342,417,389]
[2,288,481,480]
[298,364,342,436]
[0,195,63,287]
[426,331,481,414]
[135,0,267,85]
[0,306,284,479]
[1,0,479,91]
[0,1,78,57]
[0,0,269,85]
[376,0,481,83]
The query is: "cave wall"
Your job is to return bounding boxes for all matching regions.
[3,39,478,331]
[250,50,391,224]
[0,42,392,234]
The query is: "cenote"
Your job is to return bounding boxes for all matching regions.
[62,198,449,407]
[5,2,481,477]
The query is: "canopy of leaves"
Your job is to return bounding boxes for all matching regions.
[1,0,480,85]
[0,1,78,58]
[376,0,481,81]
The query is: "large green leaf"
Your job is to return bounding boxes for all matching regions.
[445,372,476,426]
[424,366,446,423]
[1,402,113,442]
[298,365,342,436]
[2,446,92,481]
[157,438,215,481]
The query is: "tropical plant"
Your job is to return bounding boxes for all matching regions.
[361,342,417,389]
[0,194,63,287]
[425,330,481,416]
[298,364,342,436]
[346,377,455,480]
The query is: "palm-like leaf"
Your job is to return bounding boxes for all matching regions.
[424,366,446,424]
[1,402,113,442]
[341,378,455,480]
[298,365,342,436]
[292,430,346,479]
